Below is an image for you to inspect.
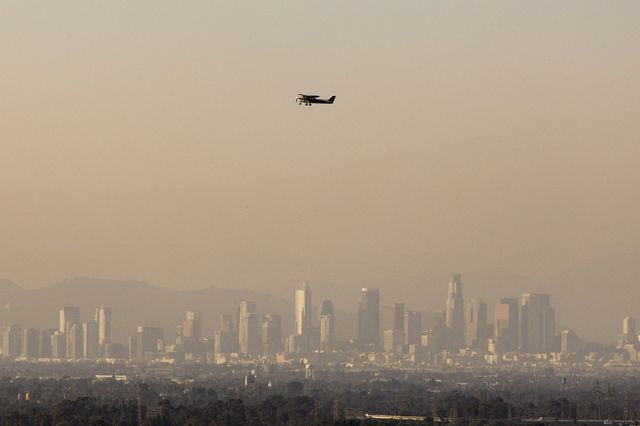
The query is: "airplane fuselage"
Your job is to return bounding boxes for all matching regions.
[296,94,336,106]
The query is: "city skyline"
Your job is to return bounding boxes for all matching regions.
[3,275,639,368]
[1,1,639,353]
[1,2,638,423]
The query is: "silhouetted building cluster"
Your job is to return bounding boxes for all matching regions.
[1,275,639,370]
[0,305,123,360]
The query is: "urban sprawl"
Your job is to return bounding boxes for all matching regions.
[2,274,639,372]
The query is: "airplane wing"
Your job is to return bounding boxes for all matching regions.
[298,94,319,98]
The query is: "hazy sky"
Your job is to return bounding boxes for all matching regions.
[1,1,639,296]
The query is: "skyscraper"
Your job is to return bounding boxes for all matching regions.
[59,306,81,359]
[39,329,56,358]
[220,314,234,334]
[183,310,203,340]
[218,313,237,353]
[404,310,422,346]
[358,288,380,349]
[2,325,22,358]
[464,299,487,351]
[382,303,405,332]
[560,329,579,354]
[319,300,335,350]
[494,298,519,352]
[95,306,112,348]
[136,326,164,362]
[384,329,404,353]
[445,274,464,350]
[241,313,260,356]
[21,329,39,359]
[519,293,555,353]
[83,321,99,359]
[68,323,84,360]
[261,314,282,357]
[294,282,312,336]
[213,330,227,356]
[238,301,260,356]
[622,316,637,346]
[51,331,66,359]
[59,307,81,333]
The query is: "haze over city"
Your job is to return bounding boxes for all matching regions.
[1,0,640,355]
[2,2,640,424]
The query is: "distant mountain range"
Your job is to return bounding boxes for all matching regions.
[0,249,638,343]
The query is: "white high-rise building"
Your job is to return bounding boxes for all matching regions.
[59,307,81,358]
[238,301,260,356]
[95,306,112,348]
[294,282,312,336]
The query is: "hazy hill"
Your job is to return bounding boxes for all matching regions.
[540,250,640,342]
[0,279,22,299]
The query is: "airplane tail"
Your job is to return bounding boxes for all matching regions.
[329,96,336,103]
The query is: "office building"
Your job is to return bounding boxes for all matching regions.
[238,301,260,356]
[287,333,305,354]
[307,326,321,351]
[21,329,39,359]
[294,282,312,336]
[622,316,637,346]
[59,306,81,333]
[494,298,519,352]
[214,330,232,355]
[519,293,556,353]
[358,288,380,350]
[2,325,22,357]
[60,306,81,358]
[183,310,203,340]
[128,336,137,360]
[421,329,442,353]
[445,274,464,350]
[218,314,237,353]
[83,321,99,359]
[51,331,66,359]
[319,300,335,350]
[560,329,579,354]
[382,303,405,333]
[384,329,405,353]
[68,323,84,360]
[136,326,164,362]
[39,329,56,358]
[464,299,487,351]
[220,314,234,334]
[261,314,282,357]
[95,306,112,348]
[404,310,422,346]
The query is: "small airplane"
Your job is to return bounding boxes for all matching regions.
[296,94,336,106]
